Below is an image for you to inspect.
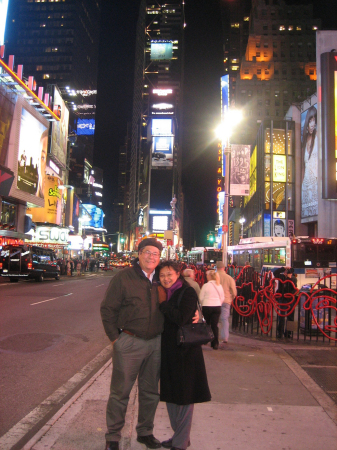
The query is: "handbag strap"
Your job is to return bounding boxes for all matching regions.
[209,281,223,302]
[176,286,205,323]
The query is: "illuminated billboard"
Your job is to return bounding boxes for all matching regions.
[152,119,172,136]
[150,41,173,60]
[51,86,69,169]
[17,108,48,198]
[301,103,318,218]
[77,118,95,136]
[0,0,9,45]
[26,176,62,224]
[230,144,250,196]
[0,84,16,165]
[152,137,173,168]
[82,204,104,229]
[321,52,337,199]
[221,75,229,120]
[273,154,286,183]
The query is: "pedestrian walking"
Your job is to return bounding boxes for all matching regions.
[158,261,211,450]
[199,269,224,350]
[216,261,237,343]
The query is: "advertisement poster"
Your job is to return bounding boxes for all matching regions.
[273,218,286,237]
[273,155,286,182]
[230,144,250,196]
[301,103,318,218]
[51,86,69,169]
[150,41,173,60]
[288,219,294,238]
[221,75,229,120]
[151,119,173,168]
[264,214,271,237]
[17,108,48,197]
[77,118,95,136]
[82,204,104,229]
[27,176,62,224]
[0,84,16,165]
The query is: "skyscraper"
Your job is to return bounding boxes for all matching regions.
[4,0,101,90]
[127,0,185,250]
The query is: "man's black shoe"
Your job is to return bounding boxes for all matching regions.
[162,438,191,448]
[137,434,162,448]
[105,441,119,450]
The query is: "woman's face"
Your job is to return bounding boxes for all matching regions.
[159,266,180,289]
[308,117,316,135]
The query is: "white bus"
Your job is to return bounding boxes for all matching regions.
[187,247,222,266]
[228,236,337,289]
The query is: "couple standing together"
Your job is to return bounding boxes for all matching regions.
[100,238,210,450]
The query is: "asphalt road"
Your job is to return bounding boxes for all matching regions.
[0,271,115,438]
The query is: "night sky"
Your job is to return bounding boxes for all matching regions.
[94,0,337,247]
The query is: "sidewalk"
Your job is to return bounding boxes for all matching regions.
[22,335,337,450]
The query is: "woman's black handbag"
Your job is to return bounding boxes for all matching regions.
[176,288,214,348]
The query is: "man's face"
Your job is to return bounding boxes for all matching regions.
[274,225,284,237]
[138,245,161,274]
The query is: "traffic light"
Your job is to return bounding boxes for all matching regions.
[207,233,214,243]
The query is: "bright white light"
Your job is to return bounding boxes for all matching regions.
[216,109,243,141]
[239,217,246,225]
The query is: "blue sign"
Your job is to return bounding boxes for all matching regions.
[82,204,104,228]
[221,75,229,120]
[77,119,95,136]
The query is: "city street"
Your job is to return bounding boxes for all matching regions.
[0,271,115,439]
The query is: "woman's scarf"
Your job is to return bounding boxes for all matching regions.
[165,279,183,301]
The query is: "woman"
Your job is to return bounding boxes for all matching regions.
[199,270,224,350]
[158,261,211,450]
[301,105,318,218]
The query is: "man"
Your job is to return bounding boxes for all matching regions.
[37,129,48,199]
[182,268,201,297]
[216,261,237,343]
[100,238,164,450]
[273,266,297,338]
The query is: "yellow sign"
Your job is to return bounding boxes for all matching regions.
[27,176,62,224]
[273,154,286,182]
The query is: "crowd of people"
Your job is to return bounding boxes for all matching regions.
[56,257,101,276]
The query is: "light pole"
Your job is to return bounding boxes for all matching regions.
[216,110,242,267]
[170,195,177,260]
[239,217,245,239]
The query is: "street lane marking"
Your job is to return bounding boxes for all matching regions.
[95,284,104,287]
[267,407,273,412]
[53,283,64,286]
[31,293,73,306]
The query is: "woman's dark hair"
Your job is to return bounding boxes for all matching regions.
[158,260,180,274]
[301,105,317,160]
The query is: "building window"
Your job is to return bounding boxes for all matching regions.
[257,68,261,74]
[288,25,293,31]
[244,69,249,74]
[273,42,277,48]
[279,25,285,31]
[256,52,261,57]
[264,52,268,57]
[256,42,261,48]
[264,43,269,48]
[1,201,16,228]
[296,26,302,31]
[263,25,268,31]
[273,52,278,57]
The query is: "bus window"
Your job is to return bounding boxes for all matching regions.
[263,249,269,264]
[253,250,261,270]
[273,247,286,265]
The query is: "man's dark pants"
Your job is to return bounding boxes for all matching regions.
[106,332,161,442]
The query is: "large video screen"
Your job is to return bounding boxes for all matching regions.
[17,108,48,198]
[51,86,69,169]
[82,204,104,228]
[77,118,95,136]
[301,103,318,218]
[152,137,174,168]
[152,118,172,136]
[0,0,9,45]
[150,41,173,61]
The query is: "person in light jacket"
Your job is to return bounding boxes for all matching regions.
[199,270,224,350]
[216,261,237,343]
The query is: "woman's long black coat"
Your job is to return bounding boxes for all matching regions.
[159,283,211,405]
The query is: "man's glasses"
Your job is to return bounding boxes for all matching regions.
[142,250,160,258]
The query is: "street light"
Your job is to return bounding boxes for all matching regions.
[216,109,242,267]
[239,217,246,239]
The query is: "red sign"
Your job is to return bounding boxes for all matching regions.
[0,237,25,246]
[222,225,228,232]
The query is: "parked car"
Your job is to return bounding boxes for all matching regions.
[0,244,60,282]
